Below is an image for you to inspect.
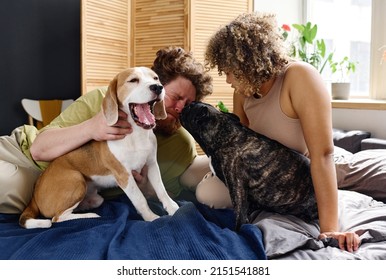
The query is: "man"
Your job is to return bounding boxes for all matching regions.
[0,46,212,213]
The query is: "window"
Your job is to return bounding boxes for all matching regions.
[254,0,386,100]
[351,41,370,93]
[307,0,372,98]
[307,0,386,99]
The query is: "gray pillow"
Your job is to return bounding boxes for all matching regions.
[333,128,371,153]
[335,148,386,203]
[361,138,386,150]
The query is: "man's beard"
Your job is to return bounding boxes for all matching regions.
[154,112,181,136]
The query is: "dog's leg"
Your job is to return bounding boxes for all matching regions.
[147,163,179,215]
[222,164,249,230]
[76,184,104,211]
[49,173,101,223]
[53,202,100,223]
[121,175,160,221]
[20,197,52,229]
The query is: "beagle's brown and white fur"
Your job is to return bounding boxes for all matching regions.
[19,67,179,229]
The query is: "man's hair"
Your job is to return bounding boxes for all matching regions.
[152,46,213,101]
[205,12,289,97]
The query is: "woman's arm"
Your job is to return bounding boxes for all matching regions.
[285,62,360,251]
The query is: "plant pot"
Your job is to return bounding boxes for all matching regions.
[331,82,350,100]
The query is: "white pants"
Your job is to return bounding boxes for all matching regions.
[180,155,233,209]
[0,127,41,213]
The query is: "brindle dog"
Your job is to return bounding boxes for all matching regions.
[180,102,318,229]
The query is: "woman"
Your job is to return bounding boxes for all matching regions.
[201,12,360,252]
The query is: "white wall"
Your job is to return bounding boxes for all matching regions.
[332,108,386,139]
[254,0,304,24]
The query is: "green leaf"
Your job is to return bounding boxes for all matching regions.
[288,21,336,75]
[309,24,318,42]
[317,39,326,58]
[216,101,229,113]
[292,23,304,33]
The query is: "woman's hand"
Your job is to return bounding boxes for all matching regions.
[319,231,361,252]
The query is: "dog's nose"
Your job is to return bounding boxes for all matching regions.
[149,84,163,96]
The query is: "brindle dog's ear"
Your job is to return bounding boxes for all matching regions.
[102,76,119,126]
[154,99,167,120]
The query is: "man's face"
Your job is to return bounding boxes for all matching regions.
[155,76,196,135]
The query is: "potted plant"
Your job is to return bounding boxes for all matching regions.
[282,22,358,100]
[284,22,333,74]
[328,55,357,100]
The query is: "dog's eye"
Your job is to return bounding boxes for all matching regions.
[128,78,139,83]
[153,76,159,81]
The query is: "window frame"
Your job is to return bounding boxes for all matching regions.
[369,0,386,100]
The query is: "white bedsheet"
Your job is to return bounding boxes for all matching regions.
[252,190,386,260]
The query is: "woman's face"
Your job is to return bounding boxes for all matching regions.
[225,72,245,92]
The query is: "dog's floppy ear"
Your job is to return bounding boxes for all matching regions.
[154,99,167,120]
[102,76,119,126]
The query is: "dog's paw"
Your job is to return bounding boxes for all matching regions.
[24,219,52,229]
[142,212,160,222]
[165,201,179,216]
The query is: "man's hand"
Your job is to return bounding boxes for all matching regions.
[90,110,132,141]
[132,166,157,199]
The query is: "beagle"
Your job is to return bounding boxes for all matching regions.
[19,67,179,229]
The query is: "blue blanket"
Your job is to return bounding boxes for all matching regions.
[0,196,266,260]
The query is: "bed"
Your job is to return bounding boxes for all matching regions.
[0,197,265,260]
[1,129,386,260]
[1,188,386,260]
[254,190,386,259]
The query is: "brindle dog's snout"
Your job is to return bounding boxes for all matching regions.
[149,84,163,96]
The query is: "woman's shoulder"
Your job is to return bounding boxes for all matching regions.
[284,61,321,83]
[286,60,317,73]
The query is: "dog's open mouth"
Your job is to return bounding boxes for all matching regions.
[129,100,157,129]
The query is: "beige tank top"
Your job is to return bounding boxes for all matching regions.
[243,65,308,155]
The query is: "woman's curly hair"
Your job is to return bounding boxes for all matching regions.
[152,46,213,101]
[205,12,289,97]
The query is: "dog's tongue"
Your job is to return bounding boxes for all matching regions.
[135,103,155,125]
